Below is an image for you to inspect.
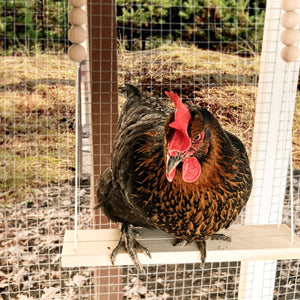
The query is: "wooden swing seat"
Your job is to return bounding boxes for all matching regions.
[61,224,300,267]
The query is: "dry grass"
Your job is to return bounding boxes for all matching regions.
[118,44,258,159]
[118,43,299,168]
[0,55,76,204]
[118,43,259,96]
[1,44,299,204]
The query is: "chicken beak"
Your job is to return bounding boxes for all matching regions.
[166,154,184,175]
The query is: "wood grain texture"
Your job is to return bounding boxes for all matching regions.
[62,224,300,267]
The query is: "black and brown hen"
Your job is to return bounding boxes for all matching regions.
[96,84,252,272]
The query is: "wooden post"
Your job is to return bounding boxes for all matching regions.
[87,1,121,299]
[238,1,300,299]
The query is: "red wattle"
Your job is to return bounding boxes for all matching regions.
[182,157,201,183]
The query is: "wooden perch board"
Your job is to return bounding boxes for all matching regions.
[61,224,300,267]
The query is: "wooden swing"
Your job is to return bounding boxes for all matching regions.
[62,225,300,267]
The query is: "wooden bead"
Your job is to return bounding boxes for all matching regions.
[281,11,300,28]
[281,0,300,11]
[68,26,87,44]
[280,28,300,45]
[68,8,87,26]
[69,0,87,7]
[68,44,87,63]
[281,45,300,62]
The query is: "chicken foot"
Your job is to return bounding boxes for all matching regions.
[173,238,190,247]
[196,233,231,266]
[173,233,231,265]
[173,238,207,265]
[111,223,151,273]
[209,233,231,242]
[196,240,207,266]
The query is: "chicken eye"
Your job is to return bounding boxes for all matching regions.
[192,130,205,143]
[192,134,201,143]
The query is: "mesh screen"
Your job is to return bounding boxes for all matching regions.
[1,0,300,299]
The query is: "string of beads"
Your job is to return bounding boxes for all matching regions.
[280,0,300,62]
[68,0,87,63]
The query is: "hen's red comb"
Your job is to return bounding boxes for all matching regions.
[165,91,191,152]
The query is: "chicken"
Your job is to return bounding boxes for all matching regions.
[96,84,252,272]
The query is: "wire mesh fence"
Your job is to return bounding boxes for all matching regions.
[1,0,300,299]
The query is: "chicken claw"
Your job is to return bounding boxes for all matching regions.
[209,233,231,242]
[196,240,207,266]
[173,238,190,247]
[111,223,151,273]
[196,234,231,266]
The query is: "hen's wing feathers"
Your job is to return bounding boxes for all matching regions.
[225,130,249,162]
[113,84,170,186]
[97,168,155,227]
[96,168,122,223]
[98,85,170,227]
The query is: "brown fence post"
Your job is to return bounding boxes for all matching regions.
[87,1,121,299]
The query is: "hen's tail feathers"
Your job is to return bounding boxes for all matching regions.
[119,84,141,98]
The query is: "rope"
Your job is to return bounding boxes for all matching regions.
[74,62,81,251]
[284,63,295,244]
[287,63,295,244]
[290,138,294,243]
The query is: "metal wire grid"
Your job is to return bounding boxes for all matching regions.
[0,0,94,299]
[88,1,300,299]
[121,262,241,299]
[0,0,299,299]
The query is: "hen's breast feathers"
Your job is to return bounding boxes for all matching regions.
[130,129,252,240]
